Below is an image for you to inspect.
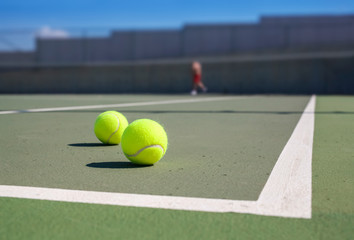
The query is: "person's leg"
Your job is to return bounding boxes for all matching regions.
[198,82,207,92]
[191,83,198,95]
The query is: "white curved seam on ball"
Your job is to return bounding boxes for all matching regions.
[106,114,120,144]
[126,145,164,157]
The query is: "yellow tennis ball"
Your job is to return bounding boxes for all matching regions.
[94,111,129,145]
[121,119,168,165]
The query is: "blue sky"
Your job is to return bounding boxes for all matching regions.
[0,0,353,50]
[1,0,353,29]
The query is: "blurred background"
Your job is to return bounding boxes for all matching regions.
[1,0,354,94]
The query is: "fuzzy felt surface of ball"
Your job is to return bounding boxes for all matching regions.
[94,111,129,145]
[121,119,168,165]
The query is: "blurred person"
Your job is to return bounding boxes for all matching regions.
[191,61,207,95]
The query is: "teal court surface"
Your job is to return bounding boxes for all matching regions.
[0,94,353,239]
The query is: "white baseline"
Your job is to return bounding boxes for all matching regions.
[0,95,315,218]
[0,96,245,115]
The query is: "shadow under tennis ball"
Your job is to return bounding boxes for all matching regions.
[68,143,113,147]
[86,161,152,169]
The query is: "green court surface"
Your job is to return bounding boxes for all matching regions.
[0,94,353,239]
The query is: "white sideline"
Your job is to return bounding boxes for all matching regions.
[256,95,315,218]
[0,96,315,218]
[0,96,244,115]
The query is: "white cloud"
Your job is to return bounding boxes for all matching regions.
[36,26,69,39]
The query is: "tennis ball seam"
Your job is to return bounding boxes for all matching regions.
[104,113,120,144]
[125,144,164,158]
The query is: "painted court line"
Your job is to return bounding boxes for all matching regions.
[0,96,315,218]
[0,96,245,115]
[255,95,315,218]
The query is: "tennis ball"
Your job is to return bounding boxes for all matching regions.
[94,111,129,145]
[121,119,168,165]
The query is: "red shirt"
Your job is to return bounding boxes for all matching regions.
[193,73,201,83]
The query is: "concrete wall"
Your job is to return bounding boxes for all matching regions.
[1,52,353,94]
[36,30,183,63]
[110,32,135,61]
[260,15,354,50]
[37,38,85,64]
[287,24,354,48]
[36,37,114,63]
[183,25,234,56]
[0,51,35,64]
[1,15,353,65]
[134,30,182,59]
[85,38,116,62]
[260,15,354,25]
[31,15,354,64]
